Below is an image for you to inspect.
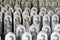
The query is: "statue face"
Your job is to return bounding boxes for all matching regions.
[20,28,24,33]
[34,17,39,24]
[40,7,46,13]
[48,11,54,16]
[9,36,14,40]
[16,17,19,21]
[53,35,59,40]
[31,28,36,33]
[26,35,30,40]
[39,12,44,16]
[44,27,49,33]
[24,16,29,22]
[7,29,11,33]
[53,16,58,23]
[44,17,49,24]
[17,28,24,36]
[39,35,45,40]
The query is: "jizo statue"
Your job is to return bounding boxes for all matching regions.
[21,0,26,10]
[37,31,48,40]
[23,15,31,31]
[51,31,60,40]
[29,26,37,40]
[33,15,41,26]
[29,24,40,34]
[5,32,16,40]
[14,16,21,34]
[16,25,25,37]
[16,25,26,40]
[54,24,60,33]
[43,14,50,26]
[42,25,51,36]
[52,14,59,24]
[52,14,59,32]
[4,16,12,35]
[22,32,32,40]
